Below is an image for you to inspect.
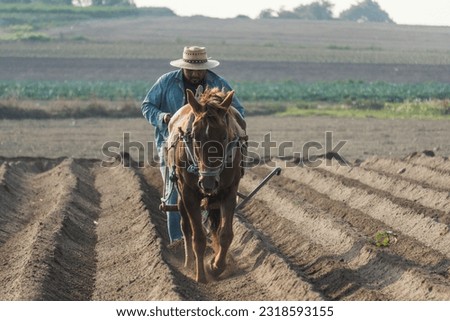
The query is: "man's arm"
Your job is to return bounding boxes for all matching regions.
[141,77,170,130]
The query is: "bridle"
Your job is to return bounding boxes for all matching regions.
[178,113,241,179]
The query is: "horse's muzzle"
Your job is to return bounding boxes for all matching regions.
[198,175,220,195]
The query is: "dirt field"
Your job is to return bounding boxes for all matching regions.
[2,57,450,84]
[2,16,450,85]
[1,116,450,300]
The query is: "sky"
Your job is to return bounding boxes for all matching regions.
[134,0,450,26]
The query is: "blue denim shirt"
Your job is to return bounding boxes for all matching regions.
[141,69,245,150]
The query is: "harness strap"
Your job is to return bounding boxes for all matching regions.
[172,113,246,179]
[185,113,195,136]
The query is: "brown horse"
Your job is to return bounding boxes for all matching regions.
[166,87,246,283]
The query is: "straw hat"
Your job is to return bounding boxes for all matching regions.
[170,46,220,70]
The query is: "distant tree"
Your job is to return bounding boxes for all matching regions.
[257,9,277,19]
[277,10,299,19]
[293,0,334,20]
[235,14,250,19]
[339,0,394,23]
[259,1,334,20]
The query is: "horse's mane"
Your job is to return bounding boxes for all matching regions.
[194,87,231,131]
[190,87,246,140]
[198,87,228,106]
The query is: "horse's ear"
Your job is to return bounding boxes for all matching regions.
[194,84,204,100]
[187,89,203,114]
[220,90,234,109]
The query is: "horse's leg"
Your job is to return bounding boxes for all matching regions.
[210,188,237,277]
[181,188,207,283]
[208,208,221,254]
[192,217,207,283]
[178,201,193,269]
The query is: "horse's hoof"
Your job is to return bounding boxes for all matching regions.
[209,261,226,278]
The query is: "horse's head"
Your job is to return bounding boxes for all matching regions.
[186,88,235,195]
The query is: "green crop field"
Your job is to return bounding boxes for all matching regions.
[2,80,449,104]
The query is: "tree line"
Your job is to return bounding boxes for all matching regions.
[258,0,394,23]
[0,0,393,23]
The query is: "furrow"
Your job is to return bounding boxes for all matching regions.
[0,160,62,245]
[92,164,182,300]
[239,166,450,300]
[0,158,96,300]
[404,155,450,174]
[0,159,69,299]
[39,159,99,300]
[264,168,448,274]
[362,157,450,191]
[0,162,22,245]
[241,168,359,257]
[227,212,324,300]
[239,168,386,300]
[284,166,450,258]
[319,162,450,221]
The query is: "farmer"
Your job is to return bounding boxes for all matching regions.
[141,46,245,243]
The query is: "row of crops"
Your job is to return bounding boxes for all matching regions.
[1,80,449,103]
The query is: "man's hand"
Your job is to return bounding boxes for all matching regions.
[163,114,171,124]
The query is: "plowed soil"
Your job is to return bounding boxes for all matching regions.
[1,150,449,300]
